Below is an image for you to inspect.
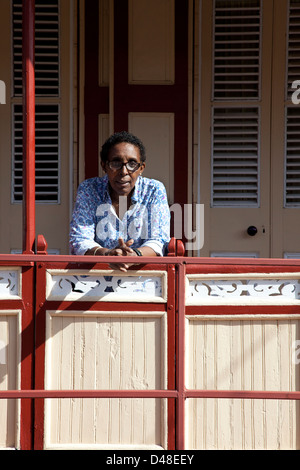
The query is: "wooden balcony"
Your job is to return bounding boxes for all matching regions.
[1,238,300,449]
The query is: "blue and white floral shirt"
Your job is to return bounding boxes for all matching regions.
[69,175,170,256]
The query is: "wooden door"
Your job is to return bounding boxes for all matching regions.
[198,0,273,258]
[271,0,300,259]
[84,0,191,208]
[197,0,300,259]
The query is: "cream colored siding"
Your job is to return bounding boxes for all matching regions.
[44,310,168,449]
[186,316,300,449]
[0,311,21,449]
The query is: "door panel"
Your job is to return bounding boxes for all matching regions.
[198,0,300,258]
[85,0,190,210]
[199,0,272,257]
[271,0,300,258]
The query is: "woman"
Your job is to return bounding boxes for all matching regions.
[69,131,170,271]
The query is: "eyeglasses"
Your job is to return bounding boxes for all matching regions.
[107,160,141,173]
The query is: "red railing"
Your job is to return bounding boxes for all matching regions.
[1,242,300,449]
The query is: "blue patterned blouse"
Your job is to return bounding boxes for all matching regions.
[69,174,171,256]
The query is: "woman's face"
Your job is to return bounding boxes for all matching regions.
[102,142,145,199]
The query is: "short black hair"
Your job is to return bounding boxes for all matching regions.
[100,131,146,163]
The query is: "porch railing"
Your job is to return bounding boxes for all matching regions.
[1,238,300,450]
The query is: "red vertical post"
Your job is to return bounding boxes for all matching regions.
[176,262,186,449]
[22,0,35,254]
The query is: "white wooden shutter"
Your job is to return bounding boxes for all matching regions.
[13,104,60,203]
[287,0,300,101]
[12,0,59,96]
[213,0,261,101]
[285,106,300,207]
[12,0,60,203]
[211,0,261,207]
[285,0,300,207]
[212,107,260,206]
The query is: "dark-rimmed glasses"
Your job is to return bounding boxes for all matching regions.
[107,160,141,173]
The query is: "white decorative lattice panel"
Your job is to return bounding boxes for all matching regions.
[0,268,21,299]
[46,270,167,302]
[186,273,300,305]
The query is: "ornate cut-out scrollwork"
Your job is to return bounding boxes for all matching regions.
[47,271,166,302]
[189,278,300,300]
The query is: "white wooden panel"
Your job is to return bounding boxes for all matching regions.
[0,311,21,449]
[186,315,300,449]
[46,269,167,303]
[128,0,174,84]
[186,272,300,305]
[129,113,174,203]
[44,310,168,449]
[0,268,21,299]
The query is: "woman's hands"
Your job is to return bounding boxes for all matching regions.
[105,238,137,272]
[87,238,157,272]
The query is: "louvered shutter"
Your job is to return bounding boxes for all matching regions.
[12,0,60,203]
[213,0,261,101]
[285,106,300,207]
[13,104,60,202]
[287,0,300,101]
[212,107,260,206]
[211,0,261,207]
[285,0,300,207]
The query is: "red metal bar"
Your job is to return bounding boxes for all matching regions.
[0,390,178,399]
[2,253,300,270]
[0,254,186,264]
[167,264,177,449]
[186,305,300,316]
[20,265,35,450]
[34,260,47,450]
[185,390,300,400]
[1,389,300,400]
[2,254,300,269]
[176,262,186,450]
[22,0,35,254]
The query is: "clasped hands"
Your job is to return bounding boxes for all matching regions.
[104,237,140,272]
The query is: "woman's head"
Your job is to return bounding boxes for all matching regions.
[100,131,146,164]
[100,131,146,199]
